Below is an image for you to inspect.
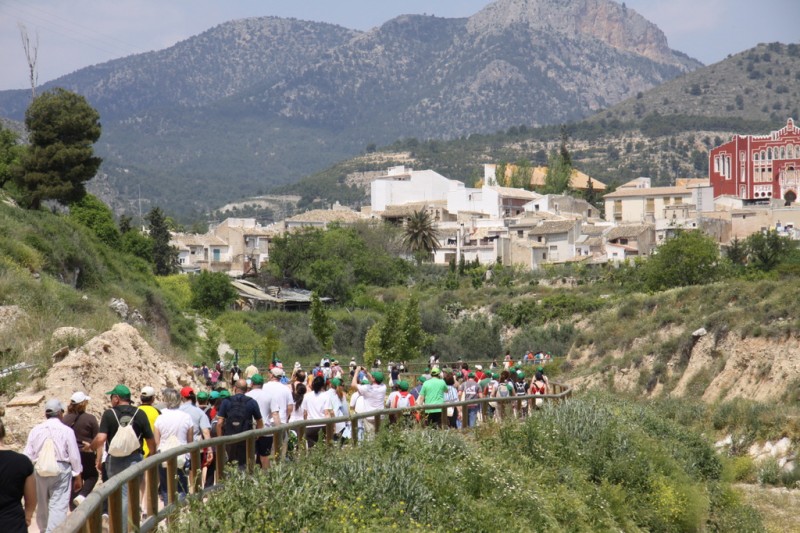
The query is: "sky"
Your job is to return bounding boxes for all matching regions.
[0,0,798,91]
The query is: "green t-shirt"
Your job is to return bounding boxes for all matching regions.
[419,377,448,413]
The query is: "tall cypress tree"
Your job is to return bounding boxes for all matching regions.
[146,207,178,275]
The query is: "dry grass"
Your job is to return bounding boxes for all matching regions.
[736,483,800,533]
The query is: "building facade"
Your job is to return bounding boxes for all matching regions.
[709,118,800,204]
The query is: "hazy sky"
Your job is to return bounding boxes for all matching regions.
[0,0,798,91]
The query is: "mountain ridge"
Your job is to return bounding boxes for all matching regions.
[0,0,701,218]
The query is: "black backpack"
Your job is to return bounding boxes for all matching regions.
[223,395,253,435]
[514,381,527,396]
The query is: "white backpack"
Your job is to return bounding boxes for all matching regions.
[158,434,186,468]
[108,407,142,457]
[35,432,60,477]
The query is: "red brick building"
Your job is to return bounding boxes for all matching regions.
[709,118,800,204]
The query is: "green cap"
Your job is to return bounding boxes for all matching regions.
[361,378,370,385]
[516,370,525,377]
[372,371,385,383]
[537,366,544,372]
[331,377,342,387]
[397,380,409,391]
[468,372,476,378]
[492,372,500,379]
[219,390,231,399]
[251,374,264,385]
[418,376,427,383]
[197,391,209,400]
[210,391,220,400]
[105,384,131,397]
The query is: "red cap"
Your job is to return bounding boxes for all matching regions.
[180,386,194,398]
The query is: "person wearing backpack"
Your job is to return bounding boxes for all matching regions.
[391,380,419,425]
[216,379,263,469]
[153,389,193,504]
[492,371,514,420]
[24,399,83,533]
[92,385,155,533]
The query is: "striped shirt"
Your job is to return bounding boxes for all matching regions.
[24,417,83,476]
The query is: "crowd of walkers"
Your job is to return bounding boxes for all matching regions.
[0,357,550,532]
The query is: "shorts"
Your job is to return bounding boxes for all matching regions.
[256,435,274,457]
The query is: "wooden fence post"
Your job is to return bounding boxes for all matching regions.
[325,422,334,444]
[246,435,256,472]
[189,448,202,494]
[351,418,359,446]
[127,475,140,530]
[145,466,158,519]
[215,443,226,482]
[108,488,123,533]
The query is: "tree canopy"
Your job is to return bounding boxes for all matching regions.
[643,231,724,291]
[191,271,238,316]
[17,88,102,208]
[146,207,178,276]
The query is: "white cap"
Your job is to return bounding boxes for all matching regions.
[70,391,91,404]
[140,386,156,398]
[270,367,285,377]
[45,398,65,414]
[475,365,483,370]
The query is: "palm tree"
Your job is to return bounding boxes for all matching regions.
[403,210,440,262]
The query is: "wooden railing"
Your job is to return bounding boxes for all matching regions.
[59,382,571,533]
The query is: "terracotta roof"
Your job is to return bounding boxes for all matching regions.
[528,220,579,235]
[530,167,606,190]
[603,186,692,199]
[580,224,608,236]
[170,233,227,247]
[485,186,541,200]
[285,209,368,224]
[606,224,653,240]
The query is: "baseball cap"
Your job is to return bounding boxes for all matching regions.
[197,391,209,400]
[430,367,441,376]
[210,391,220,400]
[45,398,65,414]
[372,371,385,383]
[475,365,483,371]
[70,391,90,404]
[418,376,427,383]
[180,386,194,398]
[360,378,370,385]
[270,367,285,378]
[219,390,231,399]
[140,386,155,398]
[397,380,409,391]
[251,374,264,385]
[106,384,131,397]
[330,377,342,387]
[468,372,476,378]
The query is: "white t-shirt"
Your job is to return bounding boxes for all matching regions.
[155,408,193,449]
[303,391,332,426]
[246,387,272,427]
[357,384,387,412]
[288,398,305,423]
[386,390,400,408]
[263,381,294,424]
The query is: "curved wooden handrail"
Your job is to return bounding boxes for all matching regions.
[59,381,572,533]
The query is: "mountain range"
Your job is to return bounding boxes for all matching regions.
[0,0,701,218]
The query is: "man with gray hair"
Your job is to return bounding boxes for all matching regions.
[24,398,83,532]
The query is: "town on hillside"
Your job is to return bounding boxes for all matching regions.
[170,118,800,293]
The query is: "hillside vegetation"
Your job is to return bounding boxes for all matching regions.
[0,200,194,395]
[175,394,761,532]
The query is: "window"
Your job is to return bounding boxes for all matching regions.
[537,236,543,242]
[542,253,547,260]
[714,156,720,172]
[646,198,655,213]
[754,152,759,161]
[768,148,773,160]
[517,230,523,237]
[674,197,683,205]
[663,197,671,204]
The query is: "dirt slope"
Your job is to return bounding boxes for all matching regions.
[2,323,200,448]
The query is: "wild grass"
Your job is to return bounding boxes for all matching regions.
[173,392,762,532]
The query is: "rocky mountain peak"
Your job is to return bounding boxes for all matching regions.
[468,0,691,68]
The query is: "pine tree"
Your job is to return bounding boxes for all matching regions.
[17,88,101,208]
[146,207,178,275]
[310,292,335,351]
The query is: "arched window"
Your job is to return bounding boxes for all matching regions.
[780,147,785,159]
[761,150,767,161]
[754,152,759,161]
[768,148,773,160]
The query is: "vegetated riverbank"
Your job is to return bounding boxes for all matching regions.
[172,392,762,533]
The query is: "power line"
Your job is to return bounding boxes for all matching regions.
[0,1,144,60]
